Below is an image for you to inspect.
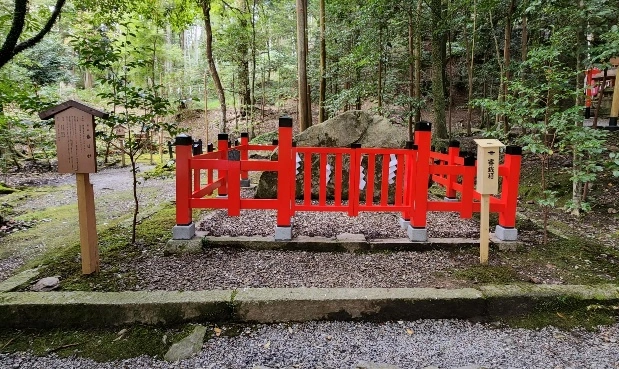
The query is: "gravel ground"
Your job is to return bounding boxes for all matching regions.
[1,320,618,368]
[198,193,481,239]
[128,248,475,290]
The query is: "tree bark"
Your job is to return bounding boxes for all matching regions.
[201,0,227,132]
[319,0,327,123]
[296,0,311,131]
[502,0,515,133]
[408,9,414,141]
[465,0,477,136]
[0,0,67,70]
[431,0,448,140]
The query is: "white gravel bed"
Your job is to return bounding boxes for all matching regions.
[199,204,480,239]
[2,320,617,368]
[126,249,476,290]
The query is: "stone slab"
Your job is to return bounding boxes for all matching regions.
[0,269,40,292]
[0,290,232,329]
[1,285,619,328]
[479,284,619,317]
[233,287,485,323]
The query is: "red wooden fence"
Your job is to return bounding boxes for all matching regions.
[174,117,522,241]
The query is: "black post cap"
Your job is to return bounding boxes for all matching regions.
[292,142,297,147]
[241,132,249,138]
[505,145,522,155]
[464,155,476,166]
[228,140,232,148]
[207,143,214,152]
[415,121,432,131]
[235,139,240,146]
[350,143,361,149]
[272,139,279,145]
[449,140,460,148]
[218,133,228,141]
[405,141,414,149]
[279,115,293,127]
[175,133,193,146]
[412,144,418,150]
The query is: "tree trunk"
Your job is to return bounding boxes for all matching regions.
[414,0,422,127]
[408,9,414,141]
[431,0,448,140]
[296,0,311,131]
[378,26,383,112]
[319,0,327,123]
[502,0,515,133]
[201,0,227,132]
[466,0,477,136]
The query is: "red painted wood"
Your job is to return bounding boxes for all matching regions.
[276,124,293,227]
[335,154,342,206]
[304,152,312,206]
[381,154,389,206]
[412,129,431,228]
[175,142,193,225]
[227,160,241,216]
[395,154,404,206]
[366,153,375,206]
[241,199,279,209]
[498,159,525,223]
[459,165,475,218]
[445,145,459,198]
[319,153,327,206]
[218,137,228,196]
[193,178,224,198]
[349,149,358,216]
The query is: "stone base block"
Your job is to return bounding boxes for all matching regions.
[240,179,251,187]
[274,226,292,241]
[173,223,196,240]
[495,225,518,241]
[398,218,410,230]
[407,226,428,242]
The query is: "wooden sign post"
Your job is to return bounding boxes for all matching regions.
[40,100,109,274]
[474,139,505,265]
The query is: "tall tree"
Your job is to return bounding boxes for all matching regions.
[319,0,327,123]
[200,0,227,132]
[0,0,67,70]
[296,0,311,131]
[431,0,448,140]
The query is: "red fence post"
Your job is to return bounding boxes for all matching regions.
[445,140,460,199]
[207,143,214,184]
[496,145,522,240]
[173,134,195,239]
[349,143,361,216]
[409,121,432,241]
[275,116,293,240]
[400,141,416,229]
[240,132,250,187]
[217,133,228,197]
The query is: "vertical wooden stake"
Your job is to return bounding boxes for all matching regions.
[120,139,126,167]
[76,173,99,274]
[480,194,490,264]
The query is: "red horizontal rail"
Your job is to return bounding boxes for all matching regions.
[192,178,224,198]
[240,161,279,171]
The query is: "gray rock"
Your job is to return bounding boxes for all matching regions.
[453,366,484,369]
[31,276,59,292]
[356,361,401,369]
[256,111,406,201]
[164,325,207,362]
[422,367,440,369]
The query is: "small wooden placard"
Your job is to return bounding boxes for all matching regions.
[55,107,97,173]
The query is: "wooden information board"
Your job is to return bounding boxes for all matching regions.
[55,107,97,173]
[39,100,109,274]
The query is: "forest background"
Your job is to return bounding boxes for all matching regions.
[1,0,619,221]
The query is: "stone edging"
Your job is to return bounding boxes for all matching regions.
[0,285,617,328]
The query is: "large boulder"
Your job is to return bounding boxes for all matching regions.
[255,111,407,201]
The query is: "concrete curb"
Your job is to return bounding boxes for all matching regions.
[166,233,521,254]
[1,285,618,328]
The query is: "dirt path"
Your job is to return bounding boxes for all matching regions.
[0,166,175,282]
